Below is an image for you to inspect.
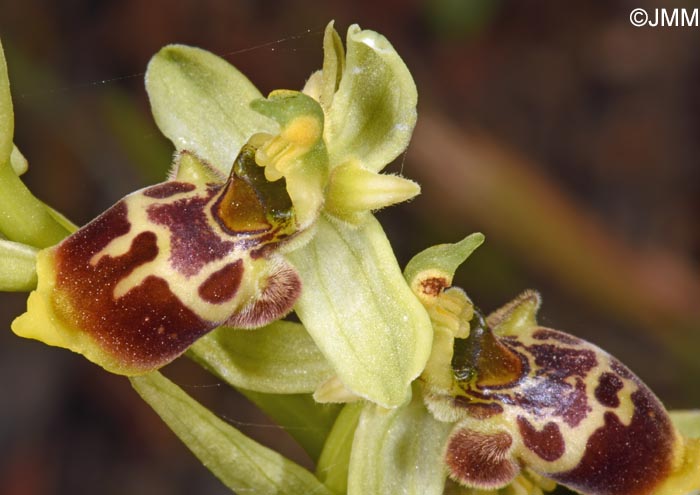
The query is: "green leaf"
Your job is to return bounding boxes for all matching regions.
[316,403,363,495]
[0,38,13,165]
[288,214,432,408]
[145,44,277,174]
[347,384,451,495]
[671,410,700,439]
[0,239,37,291]
[188,321,334,394]
[240,390,341,463]
[325,25,417,172]
[131,372,332,495]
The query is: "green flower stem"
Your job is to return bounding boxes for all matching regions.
[0,239,37,291]
[131,372,332,495]
[316,402,363,495]
[0,163,71,247]
[239,390,341,463]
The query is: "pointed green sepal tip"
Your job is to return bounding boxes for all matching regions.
[403,233,484,305]
[486,289,541,336]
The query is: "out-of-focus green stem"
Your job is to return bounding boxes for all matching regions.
[0,239,37,291]
[239,389,341,464]
[315,403,362,495]
[0,162,70,247]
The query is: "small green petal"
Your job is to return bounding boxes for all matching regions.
[404,233,484,304]
[325,25,418,173]
[188,321,334,394]
[319,21,345,110]
[325,161,420,223]
[0,239,37,291]
[0,38,12,164]
[145,44,277,174]
[287,214,433,408]
[131,372,332,495]
[347,384,452,495]
[316,403,363,495]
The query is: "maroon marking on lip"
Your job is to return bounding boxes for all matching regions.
[532,328,583,345]
[54,200,213,372]
[445,427,519,489]
[595,372,624,408]
[553,388,676,495]
[528,343,598,380]
[143,181,196,199]
[420,277,449,297]
[198,260,244,304]
[452,397,504,419]
[147,190,235,277]
[610,358,635,380]
[517,417,566,462]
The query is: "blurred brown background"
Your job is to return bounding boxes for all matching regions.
[1,1,699,494]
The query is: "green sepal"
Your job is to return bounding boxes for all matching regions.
[0,239,38,291]
[240,390,341,463]
[347,383,452,495]
[325,25,417,173]
[131,372,332,495]
[316,402,363,495]
[288,214,432,408]
[145,44,277,174]
[188,321,334,394]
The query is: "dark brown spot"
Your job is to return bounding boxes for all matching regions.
[554,389,677,495]
[445,427,519,489]
[147,190,235,277]
[420,277,449,297]
[532,328,583,345]
[452,398,504,419]
[528,343,598,380]
[611,358,635,380]
[198,260,244,304]
[595,372,624,408]
[143,181,196,199]
[54,200,212,373]
[517,417,566,462]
